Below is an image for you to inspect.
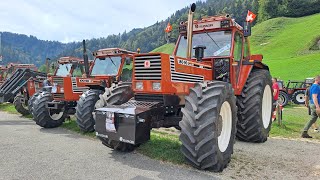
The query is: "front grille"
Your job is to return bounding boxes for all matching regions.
[121,100,160,108]
[53,93,64,99]
[135,94,164,102]
[34,82,40,91]
[134,54,162,80]
[52,77,64,86]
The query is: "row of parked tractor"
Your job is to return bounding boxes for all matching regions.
[0,4,277,172]
[277,78,314,106]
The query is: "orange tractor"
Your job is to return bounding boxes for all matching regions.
[75,47,135,132]
[32,41,135,129]
[32,56,92,127]
[94,4,273,172]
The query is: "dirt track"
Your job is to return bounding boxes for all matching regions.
[218,137,320,179]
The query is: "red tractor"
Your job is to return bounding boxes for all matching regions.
[75,47,135,132]
[0,63,41,105]
[0,66,8,85]
[31,56,93,127]
[277,78,313,106]
[94,4,273,172]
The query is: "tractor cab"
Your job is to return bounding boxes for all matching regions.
[90,48,136,82]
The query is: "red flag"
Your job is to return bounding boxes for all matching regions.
[246,10,256,23]
[165,23,172,33]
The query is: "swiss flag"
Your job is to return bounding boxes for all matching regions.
[246,10,256,23]
[165,23,172,33]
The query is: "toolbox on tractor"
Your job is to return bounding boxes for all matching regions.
[95,3,273,172]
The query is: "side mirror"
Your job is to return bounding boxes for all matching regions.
[51,63,56,70]
[243,22,251,37]
[125,57,131,65]
[193,45,206,61]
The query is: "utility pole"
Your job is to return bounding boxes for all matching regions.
[0,33,2,62]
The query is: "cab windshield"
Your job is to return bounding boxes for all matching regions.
[55,63,72,76]
[91,56,122,76]
[176,30,232,58]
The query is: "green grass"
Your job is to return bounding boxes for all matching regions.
[250,13,320,81]
[0,103,18,114]
[151,43,175,54]
[136,130,184,164]
[270,104,320,139]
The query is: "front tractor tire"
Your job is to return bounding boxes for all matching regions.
[236,69,273,143]
[33,92,67,128]
[14,94,30,116]
[28,92,41,116]
[179,82,237,172]
[76,90,104,132]
[278,91,289,107]
[97,84,134,151]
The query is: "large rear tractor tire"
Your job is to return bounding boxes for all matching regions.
[179,82,237,172]
[292,90,305,105]
[13,94,30,116]
[236,69,273,143]
[97,84,134,152]
[278,91,289,107]
[33,92,67,128]
[76,90,105,132]
[28,92,41,115]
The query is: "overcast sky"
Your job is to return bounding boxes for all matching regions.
[0,0,200,43]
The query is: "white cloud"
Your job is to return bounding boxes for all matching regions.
[0,0,199,42]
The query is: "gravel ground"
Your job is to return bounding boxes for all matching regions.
[0,112,319,180]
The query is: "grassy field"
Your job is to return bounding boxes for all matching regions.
[151,43,175,54]
[1,102,319,165]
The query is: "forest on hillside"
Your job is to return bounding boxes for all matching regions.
[0,0,319,66]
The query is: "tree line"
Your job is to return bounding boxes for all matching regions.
[0,0,319,67]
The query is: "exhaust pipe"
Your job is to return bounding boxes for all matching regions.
[186,3,196,59]
[82,40,90,77]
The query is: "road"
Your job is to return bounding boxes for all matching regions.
[0,112,216,180]
[0,112,320,180]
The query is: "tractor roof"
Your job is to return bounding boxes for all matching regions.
[7,63,37,68]
[180,15,243,33]
[93,48,136,57]
[57,56,84,64]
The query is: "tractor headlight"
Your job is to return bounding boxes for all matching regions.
[60,88,64,93]
[135,82,143,90]
[152,82,161,91]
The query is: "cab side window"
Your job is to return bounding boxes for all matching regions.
[234,32,243,61]
[243,38,250,60]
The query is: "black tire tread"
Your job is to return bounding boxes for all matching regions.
[13,94,30,116]
[33,92,66,128]
[179,81,237,172]
[236,69,272,143]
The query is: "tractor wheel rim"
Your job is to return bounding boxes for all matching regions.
[279,95,285,105]
[218,101,232,153]
[49,109,64,120]
[296,94,305,103]
[262,85,272,129]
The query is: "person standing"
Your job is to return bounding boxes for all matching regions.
[302,75,320,138]
[272,78,280,121]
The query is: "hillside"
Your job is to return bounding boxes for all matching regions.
[251,13,320,80]
[151,13,320,81]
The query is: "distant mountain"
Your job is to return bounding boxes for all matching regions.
[0,0,318,66]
